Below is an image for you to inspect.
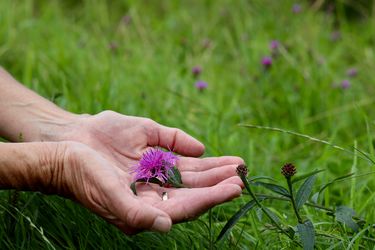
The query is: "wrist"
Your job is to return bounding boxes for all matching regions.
[36,112,90,142]
[0,142,66,193]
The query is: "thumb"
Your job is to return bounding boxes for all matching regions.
[148,122,205,157]
[109,192,172,232]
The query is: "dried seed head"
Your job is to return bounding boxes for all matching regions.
[236,164,248,177]
[281,163,297,178]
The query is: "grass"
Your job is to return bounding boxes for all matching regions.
[0,0,375,249]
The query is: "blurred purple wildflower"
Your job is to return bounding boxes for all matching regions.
[202,38,212,49]
[108,41,118,52]
[192,66,202,77]
[330,31,341,42]
[133,148,178,183]
[270,40,280,51]
[122,15,132,25]
[195,80,208,91]
[262,56,272,68]
[292,4,302,13]
[341,79,351,89]
[347,68,358,77]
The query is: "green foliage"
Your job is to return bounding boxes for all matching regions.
[1,0,375,249]
[297,220,315,250]
[295,175,317,209]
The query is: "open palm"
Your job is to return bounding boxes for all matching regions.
[59,111,244,233]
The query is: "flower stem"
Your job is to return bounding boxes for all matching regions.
[286,177,303,224]
[239,174,301,246]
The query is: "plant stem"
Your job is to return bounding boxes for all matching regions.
[239,175,302,247]
[286,177,303,223]
[248,193,365,222]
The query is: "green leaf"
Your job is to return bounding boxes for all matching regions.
[296,175,317,209]
[253,181,290,198]
[136,177,163,186]
[312,173,355,203]
[297,220,315,250]
[292,169,325,184]
[131,177,164,195]
[255,207,263,221]
[166,166,184,188]
[317,172,355,195]
[216,198,266,242]
[130,182,137,195]
[263,207,280,224]
[335,206,359,232]
[248,176,276,182]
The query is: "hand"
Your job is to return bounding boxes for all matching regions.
[56,141,243,234]
[45,111,245,232]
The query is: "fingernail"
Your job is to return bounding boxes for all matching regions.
[151,216,171,233]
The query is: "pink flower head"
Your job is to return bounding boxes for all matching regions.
[192,66,202,77]
[133,148,178,183]
[270,40,280,50]
[330,31,341,42]
[341,79,350,89]
[347,68,358,77]
[262,56,272,68]
[292,4,302,13]
[195,80,208,90]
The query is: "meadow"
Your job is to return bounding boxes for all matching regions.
[0,0,374,249]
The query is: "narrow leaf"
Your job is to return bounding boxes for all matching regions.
[248,176,276,182]
[335,206,359,232]
[318,172,354,194]
[255,207,263,221]
[253,181,290,198]
[263,207,280,224]
[296,175,317,209]
[136,177,163,186]
[216,198,266,242]
[297,220,315,250]
[292,169,325,184]
[130,182,137,195]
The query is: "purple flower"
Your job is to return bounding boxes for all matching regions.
[270,40,280,51]
[292,4,302,13]
[122,15,132,25]
[108,41,118,51]
[330,31,341,42]
[201,38,212,49]
[195,80,208,90]
[282,163,297,178]
[133,148,178,183]
[347,68,358,77]
[192,66,202,77]
[341,79,351,89]
[261,56,272,68]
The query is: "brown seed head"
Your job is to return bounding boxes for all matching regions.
[236,164,248,177]
[281,163,296,178]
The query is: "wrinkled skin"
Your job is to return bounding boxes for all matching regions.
[52,111,244,234]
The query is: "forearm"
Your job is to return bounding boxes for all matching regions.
[0,67,79,142]
[0,142,62,192]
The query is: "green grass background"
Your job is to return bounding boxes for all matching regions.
[0,0,374,249]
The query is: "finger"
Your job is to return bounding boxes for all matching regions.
[216,176,244,188]
[157,184,242,222]
[148,123,205,157]
[107,189,172,233]
[178,156,244,172]
[181,164,238,187]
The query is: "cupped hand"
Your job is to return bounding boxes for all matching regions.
[52,111,244,232]
[58,141,243,234]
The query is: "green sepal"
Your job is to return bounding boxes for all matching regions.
[166,166,184,188]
